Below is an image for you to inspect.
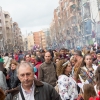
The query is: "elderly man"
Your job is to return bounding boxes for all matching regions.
[6,62,61,100]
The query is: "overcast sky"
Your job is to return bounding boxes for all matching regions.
[0,0,59,35]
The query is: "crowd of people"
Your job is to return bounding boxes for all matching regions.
[0,46,100,100]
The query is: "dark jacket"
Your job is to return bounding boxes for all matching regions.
[39,62,57,87]
[18,54,24,63]
[9,70,20,89]
[93,59,99,66]
[0,62,4,72]
[0,71,7,90]
[7,79,61,100]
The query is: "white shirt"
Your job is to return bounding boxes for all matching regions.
[3,56,12,71]
[17,83,35,100]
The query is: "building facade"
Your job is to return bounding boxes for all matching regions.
[27,32,34,51]
[0,6,23,53]
[50,0,82,49]
[33,31,47,49]
[43,28,51,49]
[0,7,6,53]
[4,11,14,52]
[49,0,100,49]
[23,37,28,51]
[13,22,23,52]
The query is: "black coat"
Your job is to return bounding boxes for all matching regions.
[9,70,20,89]
[6,79,61,100]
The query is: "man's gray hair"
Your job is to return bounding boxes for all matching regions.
[17,61,34,75]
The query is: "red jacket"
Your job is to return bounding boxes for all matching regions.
[35,62,42,79]
[14,54,18,61]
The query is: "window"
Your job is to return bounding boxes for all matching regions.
[64,2,68,8]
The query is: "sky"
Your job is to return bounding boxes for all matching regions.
[0,0,59,35]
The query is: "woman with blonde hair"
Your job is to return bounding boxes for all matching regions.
[56,59,65,77]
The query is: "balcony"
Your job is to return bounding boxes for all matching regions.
[5,18,10,22]
[6,23,11,28]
